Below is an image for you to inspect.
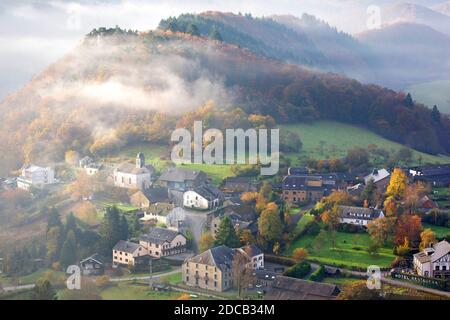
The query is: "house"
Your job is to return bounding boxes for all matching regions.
[221,177,260,194]
[237,244,264,270]
[139,203,174,225]
[139,227,187,258]
[264,276,340,300]
[413,240,450,279]
[182,244,263,292]
[158,167,208,191]
[79,253,104,276]
[112,240,148,266]
[130,187,170,208]
[282,176,327,205]
[339,205,384,227]
[364,169,390,191]
[17,165,55,191]
[210,206,258,236]
[85,163,102,176]
[79,156,94,168]
[183,186,224,210]
[113,153,154,190]
[409,164,450,187]
[418,195,439,212]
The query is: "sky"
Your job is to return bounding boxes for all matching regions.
[0,0,443,100]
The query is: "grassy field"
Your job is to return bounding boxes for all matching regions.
[177,163,235,186]
[408,80,450,115]
[424,223,450,238]
[280,121,450,165]
[286,231,396,269]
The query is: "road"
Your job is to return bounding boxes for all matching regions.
[3,284,35,293]
[183,208,209,248]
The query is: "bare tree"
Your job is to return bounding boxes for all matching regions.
[232,252,256,298]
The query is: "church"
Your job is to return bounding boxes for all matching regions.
[113,153,154,190]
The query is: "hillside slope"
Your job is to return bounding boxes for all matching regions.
[0,26,449,175]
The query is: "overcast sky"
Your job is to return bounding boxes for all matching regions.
[0,0,440,100]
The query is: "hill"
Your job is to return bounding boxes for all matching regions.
[356,22,450,89]
[382,2,450,35]
[0,23,450,175]
[408,80,450,115]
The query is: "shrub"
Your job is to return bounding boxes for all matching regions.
[309,265,326,282]
[283,262,311,279]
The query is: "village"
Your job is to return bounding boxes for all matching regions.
[0,148,449,300]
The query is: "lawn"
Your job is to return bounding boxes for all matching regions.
[286,231,396,270]
[280,121,450,165]
[408,79,450,115]
[177,163,236,186]
[160,272,182,285]
[424,223,450,238]
[292,213,315,235]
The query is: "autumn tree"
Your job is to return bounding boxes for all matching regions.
[386,168,408,199]
[240,192,258,205]
[292,248,309,263]
[232,252,255,298]
[238,229,255,245]
[419,229,437,251]
[337,281,383,300]
[395,214,422,247]
[199,232,215,252]
[32,279,57,300]
[258,202,283,244]
[65,150,80,166]
[404,182,429,214]
[367,217,395,247]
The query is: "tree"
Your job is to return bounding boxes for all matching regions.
[186,23,200,36]
[120,215,129,241]
[419,229,437,251]
[238,229,255,245]
[240,192,258,205]
[346,147,369,167]
[361,178,377,205]
[232,252,255,298]
[214,216,240,248]
[199,232,215,252]
[292,248,308,263]
[259,181,273,200]
[47,207,62,232]
[59,230,77,269]
[258,202,283,244]
[395,214,422,247]
[209,27,223,41]
[46,226,63,263]
[431,105,441,123]
[386,168,408,200]
[65,150,79,165]
[33,279,57,300]
[98,206,123,256]
[367,217,394,247]
[405,93,414,108]
[283,262,311,279]
[255,194,269,214]
[404,182,429,214]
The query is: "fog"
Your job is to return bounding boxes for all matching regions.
[0,0,448,100]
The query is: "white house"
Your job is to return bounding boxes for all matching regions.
[139,203,174,225]
[139,227,187,258]
[113,153,154,190]
[339,205,384,227]
[17,165,55,191]
[85,163,102,176]
[112,240,148,267]
[237,244,264,270]
[183,186,223,210]
[413,240,450,279]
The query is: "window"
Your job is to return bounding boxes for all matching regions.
[435,266,440,271]
[186,269,189,274]
[205,279,208,285]
[186,276,189,282]
[214,274,217,280]
[214,281,217,287]
[443,266,447,271]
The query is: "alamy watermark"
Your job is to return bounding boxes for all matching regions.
[366,5,382,30]
[171,121,279,175]
[367,265,381,290]
[66,265,81,290]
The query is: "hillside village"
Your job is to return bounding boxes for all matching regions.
[0,146,449,300]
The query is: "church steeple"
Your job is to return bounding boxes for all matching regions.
[136,152,145,168]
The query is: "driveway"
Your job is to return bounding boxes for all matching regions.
[182,208,210,250]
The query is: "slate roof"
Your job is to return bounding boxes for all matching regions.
[143,187,170,203]
[80,253,103,265]
[240,244,263,258]
[187,245,235,271]
[113,240,141,254]
[191,186,224,201]
[364,169,390,184]
[159,167,206,183]
[339,206,383,221]
[140,227,181,245]
[265,276,340,300]
[414,240,450,264]
[116,162,154,175]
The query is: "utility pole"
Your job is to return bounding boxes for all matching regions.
[149,257,153,290]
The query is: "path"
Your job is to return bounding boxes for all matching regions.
[110,268,181,282]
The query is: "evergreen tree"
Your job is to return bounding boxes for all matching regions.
[65,212,77,234]
[98,206,122,256]
[405,93,414,108]
[120,215,129,241]
[59,230,77,269]
[214,216,240,248]
[209,27,223,41]
[187,23,200,36]
[431,105,441,123]
[47,207,62,231]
